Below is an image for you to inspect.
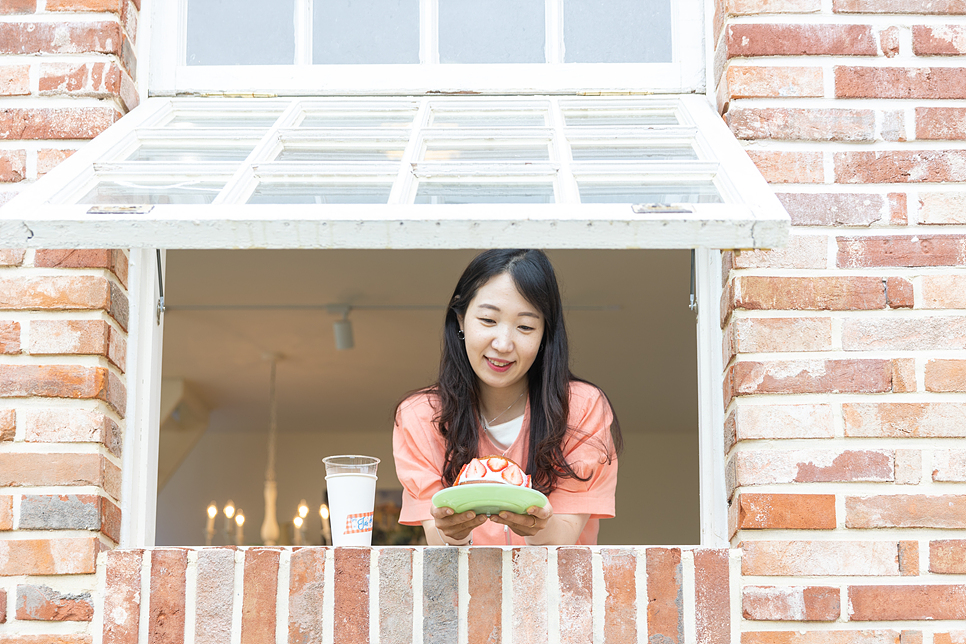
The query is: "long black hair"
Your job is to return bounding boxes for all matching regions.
[421,249,622,495]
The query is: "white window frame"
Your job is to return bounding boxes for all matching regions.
[147,0,705,95]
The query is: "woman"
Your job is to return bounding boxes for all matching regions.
[393,249,621,546]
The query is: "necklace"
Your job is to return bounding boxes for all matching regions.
[480,390,526,429]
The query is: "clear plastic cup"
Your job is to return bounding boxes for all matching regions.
[323,455,380,546]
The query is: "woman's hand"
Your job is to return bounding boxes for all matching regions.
[426,505,488,544]
[488,502,553,537]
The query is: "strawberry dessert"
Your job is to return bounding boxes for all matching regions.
[455,455,531,488]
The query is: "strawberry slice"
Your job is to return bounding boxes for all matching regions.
[457,459,487,484]
[501,464,525,486]
[486,456,509,472]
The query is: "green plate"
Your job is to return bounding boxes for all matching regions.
[432,483,548,516]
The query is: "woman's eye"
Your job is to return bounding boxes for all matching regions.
[479,318,495,325]
[519,325,534,332]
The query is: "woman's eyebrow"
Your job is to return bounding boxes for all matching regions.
[477,303,541,319]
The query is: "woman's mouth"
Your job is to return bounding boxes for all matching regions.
[485,357,514,373]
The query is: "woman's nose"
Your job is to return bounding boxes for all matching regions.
[491,327,513,352]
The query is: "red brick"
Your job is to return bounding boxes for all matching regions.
[899,541,919,576]
[0,250,25,266]
[922,274,966,305]
[930,540,966,573]
[24,408,121,457]
[847,495,966,528]
[288,548,325,644]
[734,276,886,310]
[734,318,832,353]
[737,493,836,530]
[333,547,368,644]
[0,536,97,575]
[746,150,824,183]
[0,408,13,441]
[0,320,19,354]
[777,192,890,226]
[732,235,828,269]
[0,495,11,530]
[195,548,234,644]
[920,193,966,225]
[0,453,120,499]
[15,584,94,621]
[926,359,966,392]
[47,0,123,11]
[845,402,966,438]
[729,24,876,57]
[736,404,835,442]
[733,359,892,395]
[837,66,966,99]
[0,637,93,644]
[0,275,112,310]
[149,549,187,644]
[916,107,966,139]
[837,150,966,183]
[0,107,120,141]
[729,0,821,12]
[602,549,636,644]
[103,549,142,644]
[40,62,122,98]
[0,365,123,414]
[0,588,4,622]
[935,635,966,644]
[843,317,966,351]
[512,547,547,644]
[694,550,729,644]
[914,25,966,54]
[0,21,121,55]
[836,0,966,12]
[736,449,893,485]
[880,26,900,57]
[730,107,875,142]
[0,0,35,14]
[741,540,901,576]
[100,495,121,542]
[0,150,25,183]
[743,586,840,621]
[743,633,899,644]
[838,234,966,267]
[887,277,913,308]
[240,549,280,644]
[28,319,125,370]
[37,149,76,177]
[647,548,682,644]
[378,548,413,644]
[19,493,104,531]
[34,249,129,288]
[468,548,502,644]
[726,66,823,99]
[849,585,966,621]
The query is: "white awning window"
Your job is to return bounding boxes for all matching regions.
[1,94,788,250]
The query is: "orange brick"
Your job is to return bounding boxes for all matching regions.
[889,192,908,225]
[849,585,966,621]
[24,408,121,456]
[150,549,188,643]
[836,0,966,12]
[729,107,875,142]
[47,0,123,11]
[926,359,966,392]
[777,192,889,227]
[0,0,35,13]
[733,404,834,440]
[847,495,966,528]
[741,540,901,576]
[746,151,824,183]
[0,249,25,266]
[844,402,966,438]
[742,586,840,621]
[899,541,920,576]
[742,631,899,644]
[935,634,966,644]
[892,358,916,393]
[837,234,966,267]
[15,584,95,621]
[880,26,900,57]
[727,66,823,99]
[0,320,20,353]
[920,193,966,225]
[733,359,892,395]
[0,537,97,575]
[736,449,893,486]
[0,636,93,644]
[0,495,11,530]
[0,150,25,183]
[914,25,966,55]
[917,107,966,139]
[932,450,966,482]
[0,408,13,441]
[887,277,913,308]
[34,250,129,289]
[39,62,122,98]
[0,107,120,141]
[468,548,502,644]
[837,67,966,99]
[730,0,821,13]
[737,493,836,530]
[729,24,876,57]
[332,548,367,644]
[0,364,124,416]
[0,21,121,55]
[731,235,828,269]
[646,548,682,644]
[837,150,966,183]
[695,549,730,644]
[602,549,637,644]
[28,319,125,371]
[895,449,922,484]
[290,547,326,644]
[922,275,966,306]
[930,540,966,573]
[842,317,966,351]
[37,149,77,177]
[734,318,832,353]
[103,549,142,644]
[511,547,547,643]
[0,452,118,494]
[734,276,886,310]
[0,276,110,310]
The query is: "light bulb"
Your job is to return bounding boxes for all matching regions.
[235,513,245,526]
[293,516,304,529]
[207,503,218,519]
[224,500,235,519]
[298,499,309,518]
[319,504,329,520]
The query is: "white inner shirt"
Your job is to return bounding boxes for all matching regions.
[484,414,524,451]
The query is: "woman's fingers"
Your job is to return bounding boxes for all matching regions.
[489,502,553,537]
[431,506,486,541]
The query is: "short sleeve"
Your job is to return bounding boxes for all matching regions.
[547,383,618,518]
[392,394,448,525]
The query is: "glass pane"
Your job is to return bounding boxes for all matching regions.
[422,143,550,162]
[275,147,406,162]
[125,144,256,163]
[415,183,554,203]
[165,111,284,129]
[563,110,680,127]
[439,0,544,63]
[78,180,224,204]
[187,0,294,65]
[247,183,392,204]
[564,0,672,63]
[298,112,416,128]
[314,0,419,64]
[431,112,547,127]
[570,145,697,161]
[578,182,721,204]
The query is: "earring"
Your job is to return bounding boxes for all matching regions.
[458,329,465,340]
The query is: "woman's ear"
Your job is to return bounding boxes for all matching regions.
[456,313,464,331]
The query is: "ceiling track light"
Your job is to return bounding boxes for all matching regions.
[328,304,354,351]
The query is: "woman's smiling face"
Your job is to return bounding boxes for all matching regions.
[459,272,545,396]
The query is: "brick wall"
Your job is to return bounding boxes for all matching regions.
[96,546,734,644]
[716,1,966,642]
[0,0,138,207]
